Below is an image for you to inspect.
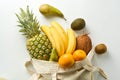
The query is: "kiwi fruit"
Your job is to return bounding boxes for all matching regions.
[95,43,107,54]
[71,18,85,30]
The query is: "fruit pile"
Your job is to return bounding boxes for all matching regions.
[41,21,90,68]
[16,4,107,68]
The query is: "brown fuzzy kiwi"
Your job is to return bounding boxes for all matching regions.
[95,43,107,54]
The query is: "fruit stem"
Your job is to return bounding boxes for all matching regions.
[63,17,67,21]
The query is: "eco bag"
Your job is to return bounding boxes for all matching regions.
[25,50,108,80]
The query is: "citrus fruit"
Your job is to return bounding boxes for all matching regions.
[73,49,86,61]
[58,54,74,68]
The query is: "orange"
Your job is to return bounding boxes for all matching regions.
[73,49,86,61]
[58,54,74,68]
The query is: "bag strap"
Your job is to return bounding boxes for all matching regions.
[87,49,95,64]
[84,50,108,80]
[97,68,108,80]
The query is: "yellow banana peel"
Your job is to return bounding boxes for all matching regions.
[65,29,76,54]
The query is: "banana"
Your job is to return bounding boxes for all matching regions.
[40,25,56,48]
[50,26,64,57]
[65,29,76,54]
[50,21,68,51]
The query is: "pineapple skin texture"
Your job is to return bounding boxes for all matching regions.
[16,6,53,61]
[26,34,52,60]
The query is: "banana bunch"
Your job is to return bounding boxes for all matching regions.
[41,21,76,57]
[65,29,76,54]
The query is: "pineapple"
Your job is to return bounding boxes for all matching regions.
[16,6,52,60]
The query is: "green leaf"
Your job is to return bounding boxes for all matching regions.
[19,29,26,32]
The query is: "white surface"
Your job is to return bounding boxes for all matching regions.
[0,0,120,80]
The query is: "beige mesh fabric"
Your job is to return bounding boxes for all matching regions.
[25,50,108,80]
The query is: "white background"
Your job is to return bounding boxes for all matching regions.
[0,0,120,80]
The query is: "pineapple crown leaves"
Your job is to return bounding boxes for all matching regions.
[16,6,40,39]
